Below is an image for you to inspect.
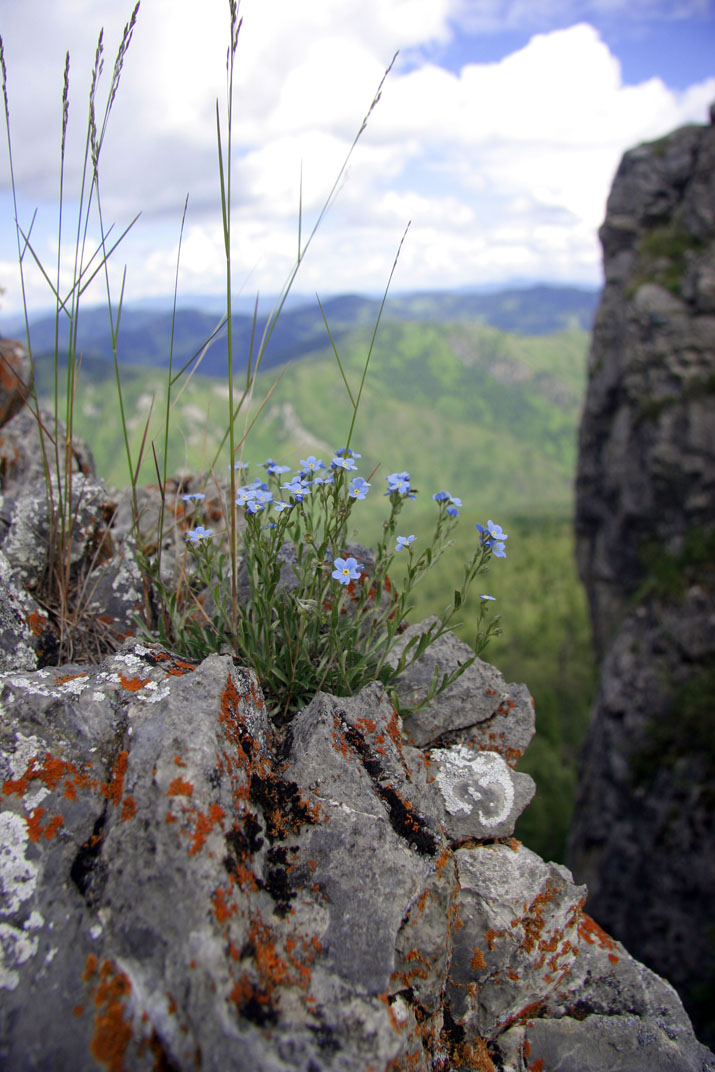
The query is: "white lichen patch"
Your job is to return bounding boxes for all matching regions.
[433,746,515,829]
[0,670,90,700]
[5,733,42,780]
[134,681,171,704]
[0,667,50,693]
[111,651,146,672]
[0,812,40,915]
[54,674,90,696]
[4,733,49,809]
[0,920,39,991]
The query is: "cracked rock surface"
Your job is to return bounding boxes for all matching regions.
[1,639,712,1071]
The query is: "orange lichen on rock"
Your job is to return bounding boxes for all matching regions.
[230,861,259,893]
[251,916,293,992]
[101,751,129,807]
[484,928,502,951]
[212,886,236,925]
[44,814,65,840]
[514,880,561,958]
[386,707,403,749]
[284,935,318,989]
[229,912,321,1020]
[384,1053,425,1072]
[578,912,620,964]
[168,776,194,798]
[120,797,137,823]
[354,716,378,736]
[83,954,99,982]
[188,803,225,856]
[450,1036,496,1071]
[391,946,432,991]
[330,713,352,761]
[55,672,88,686]
[249,680,264,711]
[504,747,523,768]
[25,610,49,637]
[86,958,134,1072]
[378,992,406,1035]
[118,673,151,692]
[521,1041,545,1072]
[4,752,77,798]
[150,651,196,676]
[25,806,45,842]
[218,675,254,761]
[471,946,488,971]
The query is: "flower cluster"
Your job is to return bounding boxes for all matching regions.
[386,471,413,496]
[476,520,508,559]
[173,446,507,720]
[432,490,462,517]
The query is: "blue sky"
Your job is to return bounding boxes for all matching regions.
[433,15,711,87]
[1,0,713,319]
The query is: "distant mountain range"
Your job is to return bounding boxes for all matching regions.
[6,285,599,378]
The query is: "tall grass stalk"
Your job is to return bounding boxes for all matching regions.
[1,6,139,657]
[155,195,190,590]
[207,1,397,638]
[4,2,502,714]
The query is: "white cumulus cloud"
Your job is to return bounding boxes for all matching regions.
[0,0,713,317]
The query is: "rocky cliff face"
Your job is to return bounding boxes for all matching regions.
[568,108,715,1046]
[0,434,711,1070]
[1,297,714,1063]
[2,636,713,1071]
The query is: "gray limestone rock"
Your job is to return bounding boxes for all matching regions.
[0,550,45,672]
[0,474,146,662]
[448,843,585,1040]
[0,474,112,592]
[575,116,715,657]
[0,639,712,1069]
[0,407,95,498]
[569,110,715,1047]
[498,1014,714,1072]
[392,618,536,763]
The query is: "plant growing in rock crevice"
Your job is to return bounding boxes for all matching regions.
[3,1,508,719]
[148,451,506,720]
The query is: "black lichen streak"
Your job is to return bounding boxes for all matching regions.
[223,813,265,876]
[235,989,278,1027]
[339,716,438,857]
[249,771,319,842]
[264,844,299,916]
